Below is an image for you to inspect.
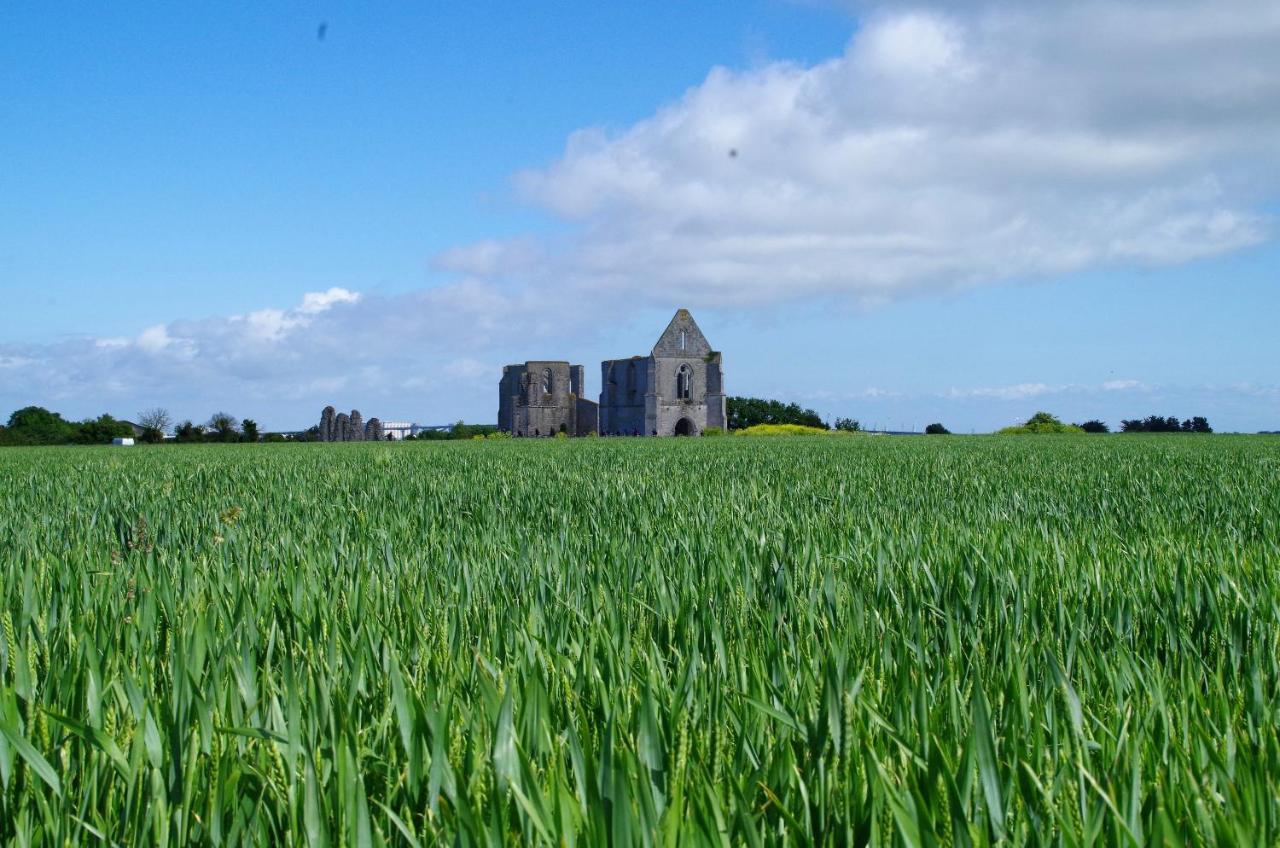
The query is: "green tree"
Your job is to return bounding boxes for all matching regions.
[834,417,861,432]
[727,397,825,430]
[207,412,240,443]
[925,422,950,435]
[174,421,205,443]
[1077,420,1110,433]
[1121,415,1211,433]
[4,406,77,445]
[240,419,260,443]
[74,414,134,444]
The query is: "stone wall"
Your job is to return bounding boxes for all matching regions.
[599,357,650,435]
[648,352,726,436]
[504,309,724,437]
[499,360,583,436]
[317,407,387,441]
[575,398,599,436]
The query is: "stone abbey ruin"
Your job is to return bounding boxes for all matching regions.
[499,309,726,437]
[317,406,384,442]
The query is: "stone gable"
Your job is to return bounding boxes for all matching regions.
[500,309,724,436]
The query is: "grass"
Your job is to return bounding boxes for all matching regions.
[1,435,1278,844]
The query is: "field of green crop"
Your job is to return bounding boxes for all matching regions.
[1,436,1278,845]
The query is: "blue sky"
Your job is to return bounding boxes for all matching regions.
[2,2,1278,432]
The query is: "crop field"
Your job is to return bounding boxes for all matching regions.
[1,435,1278,845]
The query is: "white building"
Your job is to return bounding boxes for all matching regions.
[381,421,427,440]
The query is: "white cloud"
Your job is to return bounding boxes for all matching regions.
[855,12,972,80]
[236,309,301,343]
[298,287,361,315]
[452,0,1280,308]
[135,324,173,354]
[945,382,1053,401]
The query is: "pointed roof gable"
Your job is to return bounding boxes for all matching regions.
[651,309,712,357]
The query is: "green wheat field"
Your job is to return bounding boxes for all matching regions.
[1,436,1278,845]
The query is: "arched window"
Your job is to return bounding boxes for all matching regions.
[627,361,636,396]
[542,368,553,395]
[679,330,687,351]
[676,364,692,400]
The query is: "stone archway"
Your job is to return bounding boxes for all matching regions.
[674,417,696,436]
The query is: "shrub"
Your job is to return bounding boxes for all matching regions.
[702,426,725,437]
[925,423,951,435]
[998,412,1085,435]
[451,421,501,439]
[734,423,832,437]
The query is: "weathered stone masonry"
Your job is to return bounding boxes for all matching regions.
[497,362,600,437]
[317,406,385,441]
[499,309,725,437]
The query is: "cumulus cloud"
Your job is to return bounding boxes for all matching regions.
[450,0,1280,307]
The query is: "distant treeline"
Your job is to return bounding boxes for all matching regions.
[0,406,504,445]
[408,422,499,440]
[0,407,135,446]
[1066,416,1214,434]
[1,403,1236,446]
[1119,415,1212,433]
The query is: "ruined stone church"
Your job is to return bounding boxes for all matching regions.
[498,309,726,437]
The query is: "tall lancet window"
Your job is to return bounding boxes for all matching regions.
[542,368,553,395]
[676,364,692,400]
[679,330,687,350]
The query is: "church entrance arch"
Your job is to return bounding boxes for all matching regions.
[674,417,696,436]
